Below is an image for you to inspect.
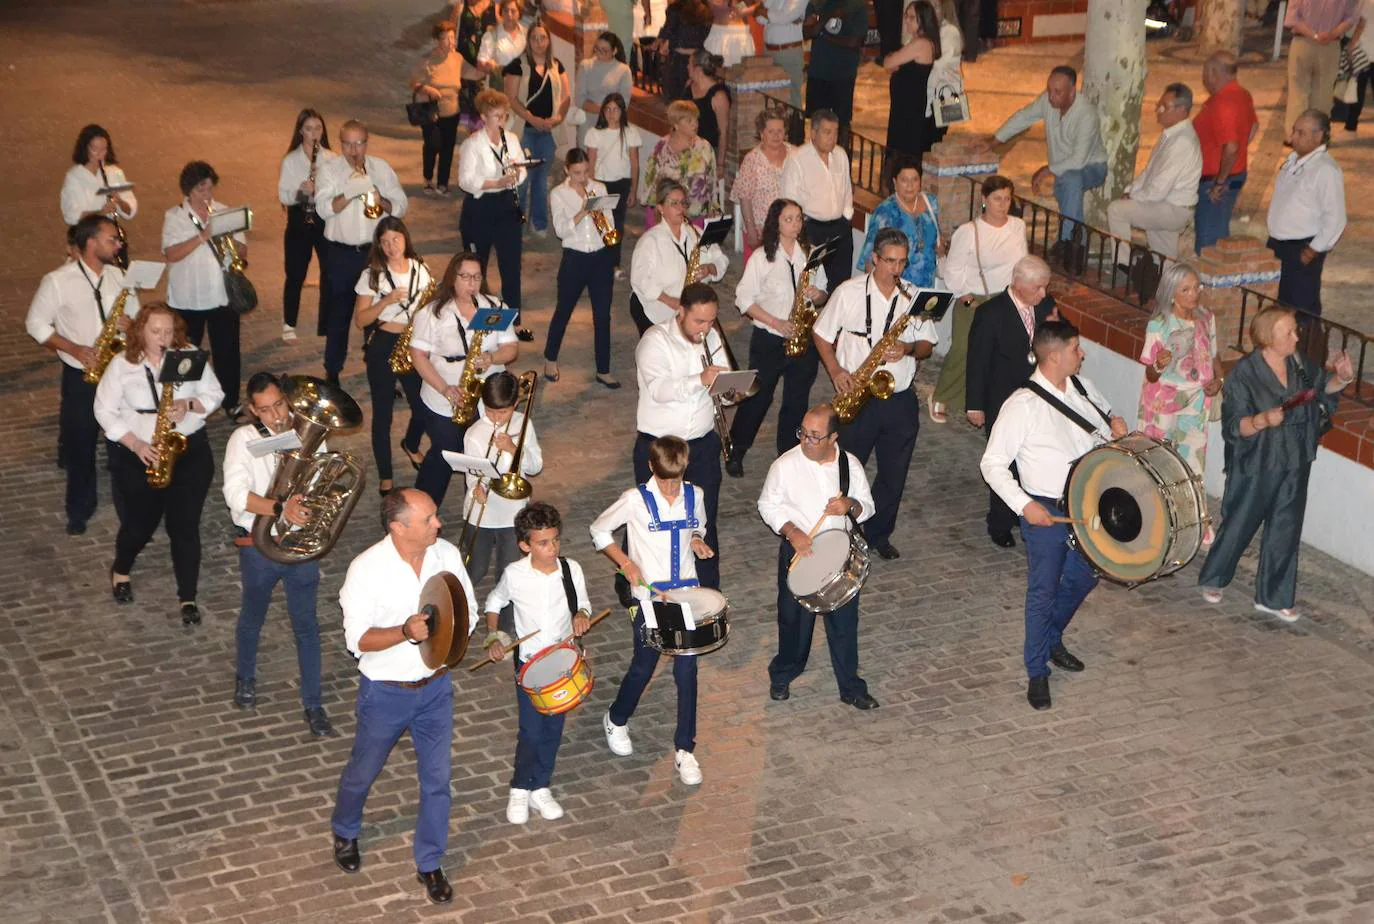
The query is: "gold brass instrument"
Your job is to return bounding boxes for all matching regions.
[250,375,368,564]
[685,238,703,287]
[783,265,819,358]
[99,162,131,270]
[832,291,916,425]
[387,268,437,377]
[450,329,488,425]
[591,209,620,247]
[84,287,132,384]
[708,320,758,407]
[702,354,736,463]
[299,143,320,226]
[146,381,188,489]
[491,371,538,501]
[352,161,385,219]
[457,418,504,565]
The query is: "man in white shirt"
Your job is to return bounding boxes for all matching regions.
[1106,84,1203,267]
[758,403,877,709]
[813,228,938,561]
[760,0,809,109]
[781,110,855,293]
[26,215,137,535]
[979,319,1127,711]
[1266,109,1347,357]
[222,372,331,737]
[314,119,407,383]
[330,488,477,905]
[629,180,728,335]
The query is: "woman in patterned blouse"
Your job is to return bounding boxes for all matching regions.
[731,110,793,261]
[856,156,941,287]
[643,99,719,225]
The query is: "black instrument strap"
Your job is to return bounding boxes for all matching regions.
[143,365,163,411]
[672,227,692,266]
[863,275,901,345]
[1069,375,1113,426]
[559,557,579,617]
[1022,378,1104,436]
[76,260,106,321]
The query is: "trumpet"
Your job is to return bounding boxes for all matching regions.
[457,372,537,562]
[352,162,384,219]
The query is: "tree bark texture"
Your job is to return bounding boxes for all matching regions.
[1082,0,1147,228]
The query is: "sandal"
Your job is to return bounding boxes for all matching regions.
[1201,587,1223,604]
[543,363,560,383]
[1254,602,1299,623]
[928,393,948,424]
[596,374,622,390]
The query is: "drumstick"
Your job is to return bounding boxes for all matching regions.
[1049,515,1103,531]
[468,630,541,672]
[559,607,612,645]
[787,497,839,573]
[617,568,666,601]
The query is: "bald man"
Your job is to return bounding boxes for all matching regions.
[1192,52,1258,252]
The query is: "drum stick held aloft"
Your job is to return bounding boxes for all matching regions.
[468,630,541,672]
[788,496,839,573]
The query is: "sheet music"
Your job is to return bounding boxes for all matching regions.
[584,194,620,211]
[123,260,165,291]
[246,430,303,458]
[442,451,502,478]
[208,206,252,238]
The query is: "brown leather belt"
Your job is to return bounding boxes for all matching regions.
[379,666,450,689]
[766,41,804,51]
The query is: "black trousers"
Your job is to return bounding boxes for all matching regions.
[603,177,632,267]
[728,328,819,462]
[415,405,469,509]
[177,305,240,410]
[984,405,1020,536]
[282,205,328,334]
[805,76,857,135]
[628,293,653,337]
[805,216,854,293]
[460,193,524,322]
[768,540,866,698]
[1344,68,1373,129]
[631,430,722,590]
[837,387,918,548]
[363,329,426,482]
[1268,236,1327,361]
[421,114,460,188]
[322,241,371,377]
[874,0,904,56]
[59,364,101,527]
[546,247,615,374]
[110,431,213,601]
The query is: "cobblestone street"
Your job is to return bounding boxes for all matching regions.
[2,2,1374,923]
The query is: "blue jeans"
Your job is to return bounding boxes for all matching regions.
[519,127,557,231]
[331,673,453,872]
[1193,172,1246,253]
[607,611,698,753]
[1019,497,1098,679]
[1053,162,1108,241]
[235,545,323,707]
[512,657,567,789]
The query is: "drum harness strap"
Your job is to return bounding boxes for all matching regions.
[837,450,863,533]
[635,482,701,593]
[1022,375,1112,437]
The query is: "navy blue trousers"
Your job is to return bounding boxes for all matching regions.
[727,327,818,462]
[838,387,918,548]
[234,545,322,708]
[322,241,370,377]
[512,655,567,790]
[415,405,469,509]
[1019,496,1098,679]
[768,540,867,698]
[607,611,698,753]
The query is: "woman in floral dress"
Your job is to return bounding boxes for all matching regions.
[643,99,719,225]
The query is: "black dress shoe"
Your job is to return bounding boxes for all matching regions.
[399,441,424,470]
[769,683,790,701]
[305,707,336,737]
[724,457,745,479]
[840,692,880,710]
[181,602,201,626]
[66,521,87,536]
[989,531,1016,549]
[233,677,256,709]
[515,327,535,343]
[1049,645,1085,672]
[1027,676,1051,710]
[111,569,134,605]
[332,836,361,874]
[417,868,453,904]
[874,543,900,560]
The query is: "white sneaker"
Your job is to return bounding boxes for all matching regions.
[281,324,297,342]
[675,749,702,785]
[506,788,530,824]
[603,710,632,756]
[528,788,564,820]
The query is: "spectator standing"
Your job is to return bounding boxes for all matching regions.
[731,110,794,259]
[478,0,528,84]
[576,33,634,145]
[1193,51,1259,251]
[705,0,759,66]
[503,22,571,236]
[1283,0,1360,139]
[687,50,733,173]
[804,0,868,129]
[1341,0,1374,131]
[456,0,498,133]
[659,0,714,101]
[781,109,854,293]
[856,159,940,289]
[585,93,643,275]
[644,100,720,222]
[760,0,808,109]
[881,1,942,190]
[411,22,467,196]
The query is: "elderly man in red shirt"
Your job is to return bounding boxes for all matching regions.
[1193,51,1259,252]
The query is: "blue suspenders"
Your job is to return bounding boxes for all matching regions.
[635,483,701,593]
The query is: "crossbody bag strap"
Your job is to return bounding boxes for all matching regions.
[1022,380,1098,436]
[972,219,990,295]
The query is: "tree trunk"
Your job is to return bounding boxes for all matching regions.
[1199,0,1244,53]
[1082,0,1147,227]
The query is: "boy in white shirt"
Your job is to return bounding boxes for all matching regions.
[462,371,542,588]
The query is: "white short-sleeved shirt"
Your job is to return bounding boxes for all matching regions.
[61,163,137,227]
[812,273,938,394]
[161,199,246,311]
[409,297,518,415]
[585,125,643,182]
[354,259,435,326]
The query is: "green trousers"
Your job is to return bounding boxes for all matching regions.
[931,295,983,411]
[1197,463,1310,610]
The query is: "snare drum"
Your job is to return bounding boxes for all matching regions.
[643,586,731,655]
[517,642,594,715]
[786,528,871,614]
[1062,433,1208,586]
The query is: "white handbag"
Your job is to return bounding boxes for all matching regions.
[932,84,971,128]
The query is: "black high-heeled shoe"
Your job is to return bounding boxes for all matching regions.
[399,441,424,471]
[180,602,201,626]
[110,567,133,605]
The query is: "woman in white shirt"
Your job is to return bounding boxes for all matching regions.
[544,148,620,388]
[61,124,137,268]
[628,178,729,335]
[478,0,527,81]
[930,174,1027,423]
[585,93,641,275]
[458,89,531,340]
[277,109,335,341]
[409,250,521,507]
[161,160,248,422]
[352,217,433,496]
[94,304,223,626]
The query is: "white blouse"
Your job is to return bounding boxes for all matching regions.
[629,221,729,326]
[550,179,613,253]
[735,241,828,334]
[161,199,247,312]
[354,259,436,326]
[940,216,1028,297]
[94,352,224,444]
[409,297,519,415]
[60,163,137,227]
[585,125,643,182]
[278,145,339,207]
[457,128,528,199]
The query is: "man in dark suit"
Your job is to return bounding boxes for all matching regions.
[965,255,1056,548]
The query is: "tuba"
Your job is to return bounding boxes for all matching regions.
[147,380,188,489]
[250,376,368,564]
[450,330,488,425]
[85,287,132,384]
[388,267,437,377]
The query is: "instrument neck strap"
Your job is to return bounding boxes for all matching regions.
[837,450,863,533]
[672,230,691,266]
[864,275,900,345]
[76,260,106,321]
[383,262,421,318]
[1022,376,1108,436]
[558,557,579,617]
[636,482,699,591]
[143,366,163,409]
[252,418,271,437]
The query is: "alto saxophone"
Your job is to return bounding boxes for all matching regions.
[832,313,913,425]
[783,265,818,359]
[146,381,188,489]
[450,330,488,425]
[84,287,132,384]
[388,274,438,376]
[300,143,319,226]
[685,241,703,287]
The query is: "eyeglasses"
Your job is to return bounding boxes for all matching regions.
[455,272,483,282]
[795,428,833,444]
[876,255,909,268]
[662,198,686,208]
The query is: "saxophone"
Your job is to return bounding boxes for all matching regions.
[832,313,913,425]
[783,265,818,359]
[685,239,703,287]
[84,287,132,384]
[387,270,437,376]
[450,329,488,425]
[299,142,319,226]
[146,381,188,489]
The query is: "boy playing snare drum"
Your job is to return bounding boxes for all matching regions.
[483,501,591,824]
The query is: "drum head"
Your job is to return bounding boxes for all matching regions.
[1065,439,1172,583]
[417,572,470,670]
[522,645,579,688]
[788,530,853,596]
[664,586,727,622]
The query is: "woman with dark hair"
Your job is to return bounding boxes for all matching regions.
[61,124,137,264]
[856,157,940,286]
[657,0,713,100]
[161,160,247,421]
[93,303,222,626]
[352,217,433,495]
[1198,308,1354,622]
[456,0,498,134]
[503,21,570,236]
[881,0,943,180]
[725,197,829,473]
[277,109,336,341]
[686,49,732,170]
[478,0,528,79]
[545,148,620,387]
[585,93,642,274]
[411,20,467,195]
[575,32,633,144]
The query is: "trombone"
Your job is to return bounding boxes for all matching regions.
[457,371,538,563]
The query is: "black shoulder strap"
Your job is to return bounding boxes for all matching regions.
[1023,380,1098,436]
[1069,375,1113,426]
[838,450,850,496]
[559,557,579,617]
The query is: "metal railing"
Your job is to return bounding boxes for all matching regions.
[1236,287,1372,408]
[630,42,665,97]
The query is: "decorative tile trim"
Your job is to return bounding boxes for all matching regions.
[922,161,1001,177]
[1199,269,1282,288]
[728,78,794,92]
[577,19,608,30]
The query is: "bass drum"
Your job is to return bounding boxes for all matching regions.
[1062,433,1208,587]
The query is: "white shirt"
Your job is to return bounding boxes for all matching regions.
[781,143,854,222]
[980,370,1115,515]
[995,92,1108,175]
[589,479,708,598]
[340,536,478,682]
[410,298,519,415]
[93,352,224,444]
[1126,119,1202,209]
[940,216,1028,297]
[585,125,643,182]
[484,555,591,660]
[757,445,875,537]
[635,317,732,439]
[61,163,137,227]
[735,241,828,335]
[760,0,809,43]
[161,199,246,311]
[457,128,529,199]
[479,23,527,69]
[1266,145,1347,252]
[354,259,436,326]
[812,273,938,393]
[26,260,140,369]
[629,221,728,325]
[221,420,328,531]
[278,145,339,207]
[634,0,669,38]
[461,410,543,528]
[314,154,408,246]
[551,179,613,253]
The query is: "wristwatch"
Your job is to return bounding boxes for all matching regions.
[272,500,284,518]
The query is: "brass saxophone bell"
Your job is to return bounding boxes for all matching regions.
[868,369,896,401]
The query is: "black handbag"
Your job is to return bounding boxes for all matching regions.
[224,267,258,315]
[406,92,439,126]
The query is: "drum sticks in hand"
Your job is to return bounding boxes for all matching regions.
[466,608,612,672]
[787,495,840,572]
